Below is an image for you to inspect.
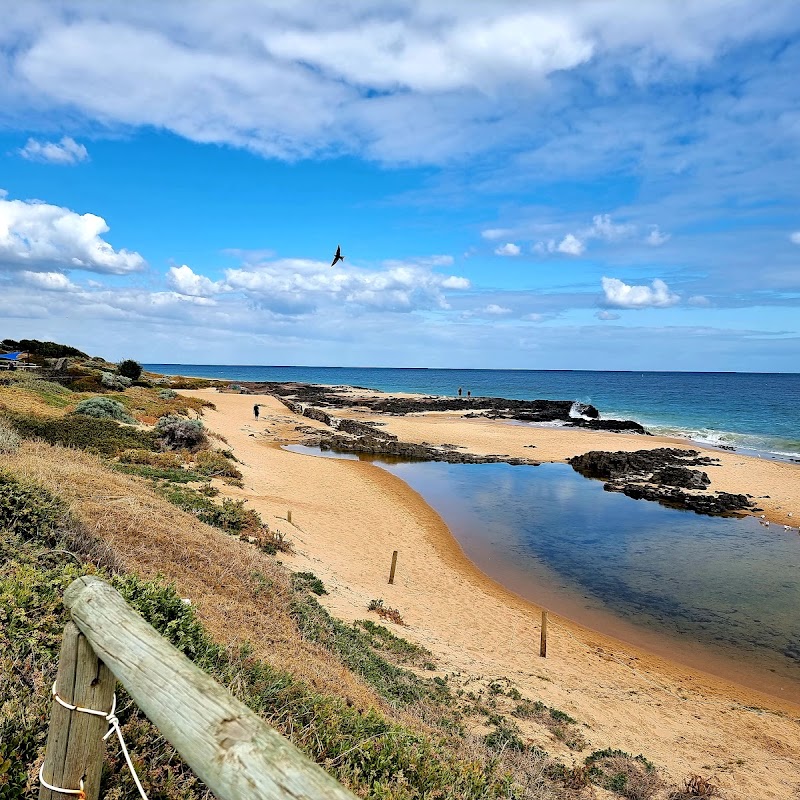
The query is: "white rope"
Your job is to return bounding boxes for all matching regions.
[46,682,149,800]
[37,767,85,798]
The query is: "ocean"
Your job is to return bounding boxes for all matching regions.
[145,365,800,459]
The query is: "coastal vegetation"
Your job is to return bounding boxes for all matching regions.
[0,341,721,799]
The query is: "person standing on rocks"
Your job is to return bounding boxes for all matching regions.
[458,387,462,397]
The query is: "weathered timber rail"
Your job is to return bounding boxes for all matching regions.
[42,575,358,800]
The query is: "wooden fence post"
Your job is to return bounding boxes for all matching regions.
[287,509,292,524]
[39,621,115,800]
[388,550,398,584]
[64,576,359,800]
[540,611,548,658]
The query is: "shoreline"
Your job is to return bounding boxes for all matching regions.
[179,387,800,797]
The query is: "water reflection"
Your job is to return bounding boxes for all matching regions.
[285,446,800,692]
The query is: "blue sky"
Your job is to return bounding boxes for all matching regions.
[1,1,799,371]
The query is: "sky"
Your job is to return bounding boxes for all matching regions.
[1,1,799,371]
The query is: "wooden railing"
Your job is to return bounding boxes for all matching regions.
[39,576,358,800]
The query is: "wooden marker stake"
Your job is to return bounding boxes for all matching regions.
[540,610,548,658]
[388,550,398,584]
[287,509,292,524]
[39,622,115,800]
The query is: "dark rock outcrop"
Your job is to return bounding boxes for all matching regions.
[569,448,753,517]
[315,434,537,466]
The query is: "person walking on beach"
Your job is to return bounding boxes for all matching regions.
[253,403,260,420]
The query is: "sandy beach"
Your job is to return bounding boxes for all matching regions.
[183,388,800,799]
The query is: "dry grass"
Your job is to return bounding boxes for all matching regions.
[116,386,214,424]
[3,440,385,712]
[0,386,74,418]
[669,775,720,799]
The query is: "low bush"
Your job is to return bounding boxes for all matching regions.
[101,371,132,390]
[192,449,243,480]
[117,359,143,381]
[114,463,206,483]
[368,598,406,625]
[73,396,137,424]
[159,388,178,399]
[8,412,158,455]
[292,571,328,596]
[70,375,104,392]
[585,749,660,799]
[0,418,21,453]
[669,774,720,799]
[119,449,185,467]
[157,484,261,532]
[0,471,68,538]
[156,415,208,451]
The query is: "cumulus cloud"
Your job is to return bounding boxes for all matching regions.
[495,242,520,256]
[0,2,794,164]
[167,265,222,297]
[485,304,511,315]
[790,231,800,244]
[0,194,145,274]
[646,226,671,246]
[18,135,88,164]
[21,270,77,291]
[595,310,621,320]
[534,234,586,256]
[166,256,469,316]
[601,277,679,308]
[688,295,711,306]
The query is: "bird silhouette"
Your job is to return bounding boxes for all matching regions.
[330,244,344,267]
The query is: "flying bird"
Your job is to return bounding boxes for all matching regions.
[330,244,345,267]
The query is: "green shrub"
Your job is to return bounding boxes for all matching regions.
[193,449,242,479]
[73,396,137,424]
[292,571,328,595]
[0,419,21,453]
[100,371,131,390]
[0,471,69,539]
[119,449,184,467]
[157,484,261,532]
[159,388,178,399]
[117,359,143,381]
[8,412,158,455]
[156,415,208,451]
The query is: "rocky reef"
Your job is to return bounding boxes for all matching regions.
[569,448,754,516]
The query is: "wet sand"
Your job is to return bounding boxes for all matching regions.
[182,389,800,799]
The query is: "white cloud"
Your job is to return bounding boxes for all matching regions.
[534,234,586,256]
[167,265,222,297]
[0,194,145,275]
[688,295,711,306]
[586,214,634,241]
[647,226,671,246]
[601,277,680,308]
[595,310,621,320]
[482,228,512,240]
[441,275,470,289]
[1,3,793,164]
[165,256,470,316]
[790,231,800,244]
[557,234,585,256]
[21,270,77,291]
[485,304,512,315]
[18,135,88,164]
[495,242,520,256]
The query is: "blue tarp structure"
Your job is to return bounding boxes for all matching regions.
[0,351,24,361]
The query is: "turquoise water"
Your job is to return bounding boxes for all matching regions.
[288,447,800,699]
[147,365,800,458]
